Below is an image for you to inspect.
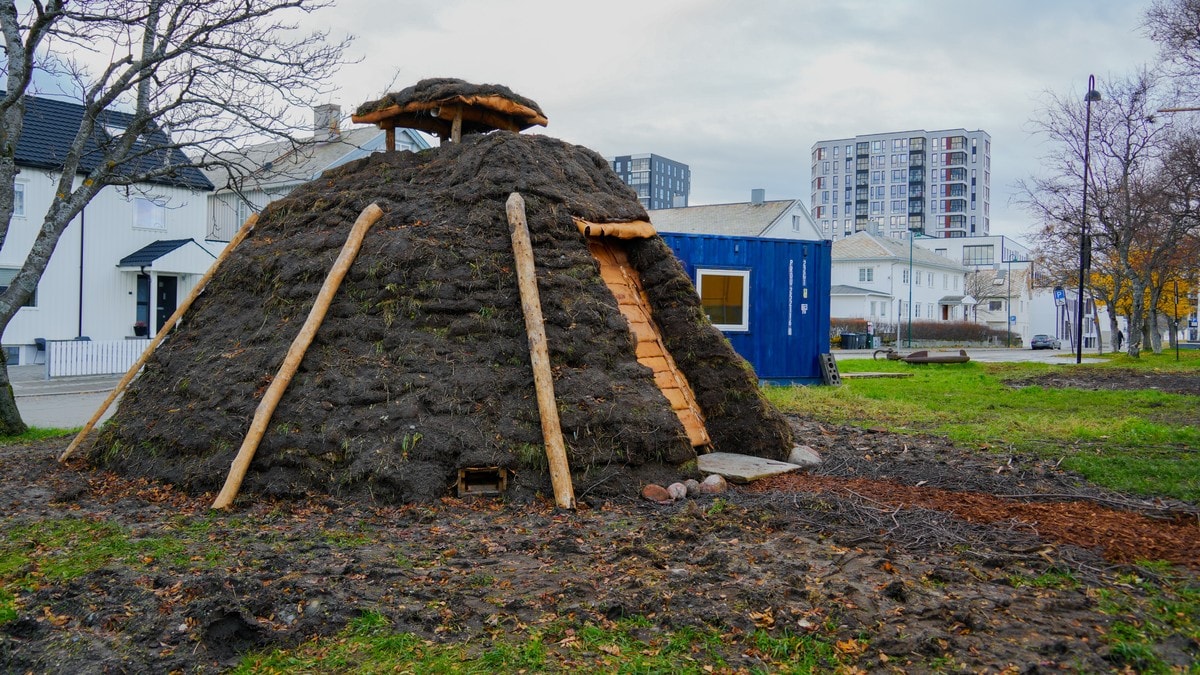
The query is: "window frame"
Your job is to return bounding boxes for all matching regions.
[696,268,750,332]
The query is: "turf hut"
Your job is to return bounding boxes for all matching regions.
[91,78,793,505]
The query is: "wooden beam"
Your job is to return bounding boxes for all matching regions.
[212,203,384,509]
[59,214,260,463]
[450,106,462,143]
[506,192,575,510]
[573,218,657,239]
[385,125,395,152]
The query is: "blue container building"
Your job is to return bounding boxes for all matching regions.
[660,233,831,385]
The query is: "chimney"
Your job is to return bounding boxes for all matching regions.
[750,188,765,205]
[313,104,341,142]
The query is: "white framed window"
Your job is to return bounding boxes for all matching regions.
[12,182,25,218]
[915,271,921,286]
[696,269,750,332]
[134,197,166,230]
[902,269,910,284]
[858,267,873,282]
[0,267,36,307]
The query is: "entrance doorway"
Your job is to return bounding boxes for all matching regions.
[156,275,178,332]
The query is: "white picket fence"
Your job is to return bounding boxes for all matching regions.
[44,338,151,378]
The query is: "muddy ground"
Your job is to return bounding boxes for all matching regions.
[2,367,1198,673]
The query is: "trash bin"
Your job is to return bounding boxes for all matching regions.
[841,333,860,349]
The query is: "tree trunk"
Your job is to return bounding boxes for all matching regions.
[1107,312,1121,354]
[0,351,26,436]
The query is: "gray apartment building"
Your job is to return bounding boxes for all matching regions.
[810,129,991,240]
[608,153,690,210]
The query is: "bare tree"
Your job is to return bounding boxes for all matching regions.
[1018,70,1176,358]
[0,0,349,434]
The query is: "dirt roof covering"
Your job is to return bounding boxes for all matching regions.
[93,131,792,504]
[352,78,548,137]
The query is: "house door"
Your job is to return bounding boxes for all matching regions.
[942,305,950,320]
[156,275,178,332]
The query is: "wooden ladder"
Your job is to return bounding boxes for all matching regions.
[587,238,711,447]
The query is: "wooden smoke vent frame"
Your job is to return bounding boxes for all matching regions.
[352,94,548,147]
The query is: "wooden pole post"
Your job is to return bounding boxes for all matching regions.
[505,192,575,510]
[211,203,384,509]
[59,214,260,463]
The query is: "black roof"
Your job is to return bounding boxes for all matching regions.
[12,94,213,191]
[118,239,199,267]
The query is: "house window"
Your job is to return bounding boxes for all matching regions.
[696,269,750,332]
[0,267,36,307]
[858,267,873,282]
[902,269,910,284]
[988,300,1003,311]
[134,198,166,230]
[914,303,921,318]
[13,182,25,218]
[915,272,921,286]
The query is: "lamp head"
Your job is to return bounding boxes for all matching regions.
[1085,90,1101,103]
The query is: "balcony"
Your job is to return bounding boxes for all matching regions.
[856,142,870,156]
[909,168,925,183]
[855,188,868,201]
[908,214,925,230]
[908,202,924,215]
[944,151,967,166]
[908,186,924,199]
[908,153,925,167]
[909,137,925,151]
[943,168,967,182]
[946,135,967,150]
[856,173,869,187]
[856,158,870,171]
[943,199,968,213]
[855,204,869,216]
[942,184,966,197]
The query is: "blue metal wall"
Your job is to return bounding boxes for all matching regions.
[660,233,831,385]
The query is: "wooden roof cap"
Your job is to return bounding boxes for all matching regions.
[352,78,548,138]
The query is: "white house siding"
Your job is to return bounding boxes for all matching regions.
[1,172,210,362]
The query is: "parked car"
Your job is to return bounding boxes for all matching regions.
[1030,334,1061,350]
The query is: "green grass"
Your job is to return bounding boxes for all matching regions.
[233,610,842,673]
[0,426,77,443]
[764,353,1200,502]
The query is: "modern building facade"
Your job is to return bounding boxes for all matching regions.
[810,129,991,240]
[608,153,690,210]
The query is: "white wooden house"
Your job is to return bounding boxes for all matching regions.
[648,190,824,241]
[830,231,973,329]
[2,94,215,366]
[202,105,430,243]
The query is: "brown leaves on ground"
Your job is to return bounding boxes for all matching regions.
[750,473,1200,567]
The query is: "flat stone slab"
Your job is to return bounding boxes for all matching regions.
[697,452,801,484]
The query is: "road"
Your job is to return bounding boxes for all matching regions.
[836,346,1105,364]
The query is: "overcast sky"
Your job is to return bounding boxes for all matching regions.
[313,1,1160,244]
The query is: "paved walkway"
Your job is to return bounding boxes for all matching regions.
[10,365,123,429]
[835,346,1106,364]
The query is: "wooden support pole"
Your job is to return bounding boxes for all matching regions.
[385,125,396,152]
[59,214,261,463]
[505,192,575,510]
[211,203,384,509]
[450,106,463,143]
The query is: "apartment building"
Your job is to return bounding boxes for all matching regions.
[810,129,991,240]
[608,153,690,210]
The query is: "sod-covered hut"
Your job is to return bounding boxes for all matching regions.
[91,80,792,504]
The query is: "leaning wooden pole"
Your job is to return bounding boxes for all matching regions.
[59,214,261,463]
[212,203,384,509]
[505,193,576,510]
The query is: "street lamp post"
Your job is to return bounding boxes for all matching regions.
[908,233,914,347]
[1077,75,1101,364]
[907,227,923,348]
